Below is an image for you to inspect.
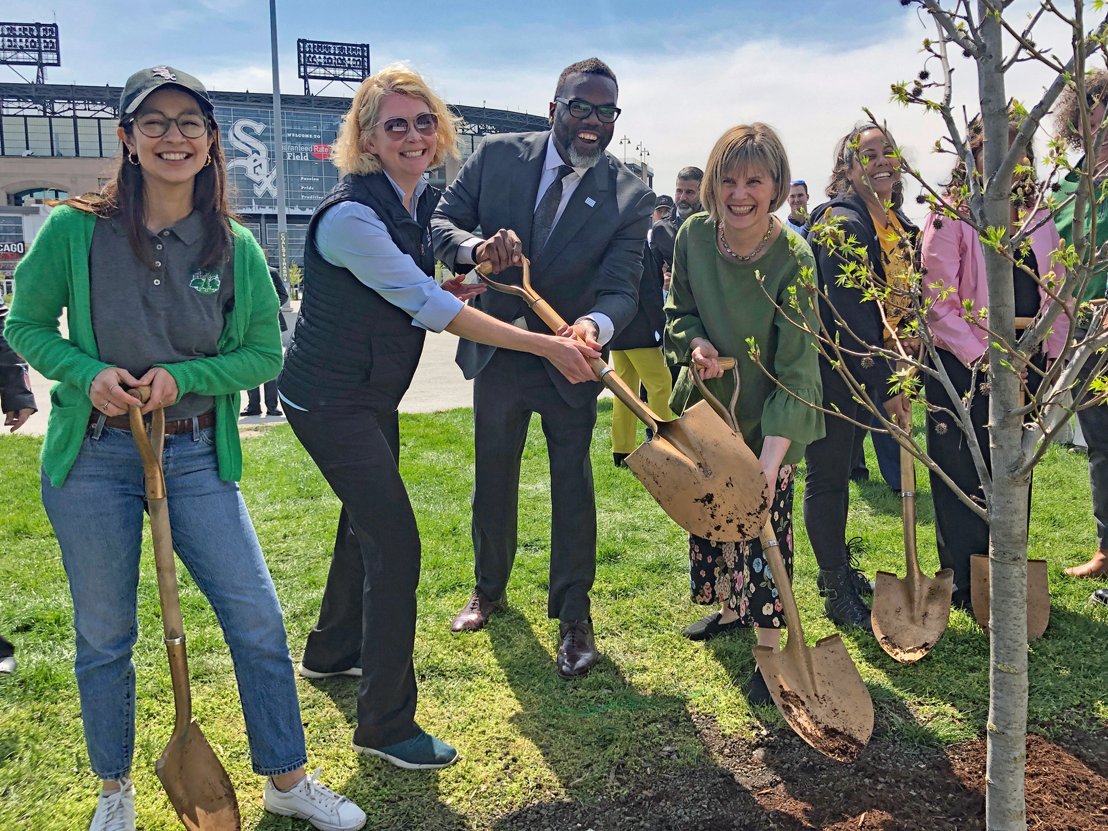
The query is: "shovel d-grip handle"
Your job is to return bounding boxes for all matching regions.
[127,387,166,500]
[688,359,741,432]
[126,388,188,659]
[475,257,671,433]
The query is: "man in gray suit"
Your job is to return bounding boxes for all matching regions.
[432,57,653,679]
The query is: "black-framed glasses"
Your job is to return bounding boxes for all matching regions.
[554,97,621,123]
[373,112,439,139]
[129,113,210,139]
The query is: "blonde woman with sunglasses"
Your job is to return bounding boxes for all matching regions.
[278,65,598,770]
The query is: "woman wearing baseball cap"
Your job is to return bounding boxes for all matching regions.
[5,66,365,831]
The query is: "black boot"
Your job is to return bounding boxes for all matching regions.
[819,566,873,631]
[845,536,875,597]
[818,538,875,598]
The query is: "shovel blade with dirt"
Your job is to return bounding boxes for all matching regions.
[871,439,954,663]
[623,397,770,541]
[970,554,1050,640]
[474,258,769,540]
[129,393,241,829]
[659,369,874,761]
[753,521,874,762]
[157,717,241,830]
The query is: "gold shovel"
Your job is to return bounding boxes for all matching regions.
[680,375,875,762]
[871,415,954,663]
[128,389,241,830]
[474,258,769,540]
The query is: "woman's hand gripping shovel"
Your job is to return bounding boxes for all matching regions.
[128,388,241,830]
[474,257,769,540]
[685,367,875,762]
[871,379,955,663]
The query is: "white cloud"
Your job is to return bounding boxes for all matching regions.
[426,5,1079,223]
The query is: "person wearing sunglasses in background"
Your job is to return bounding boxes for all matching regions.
[278,66,598,770]
[5,66,365,831]
[431,57,653,680]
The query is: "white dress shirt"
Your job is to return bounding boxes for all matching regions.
[456,135,614,344]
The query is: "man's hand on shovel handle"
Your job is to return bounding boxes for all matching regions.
[474,228,523,273]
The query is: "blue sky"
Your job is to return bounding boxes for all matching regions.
[3,2,1080,209]
[6,1,906,94]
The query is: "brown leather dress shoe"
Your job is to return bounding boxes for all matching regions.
[450,589,504,633]
[556,619,597,679]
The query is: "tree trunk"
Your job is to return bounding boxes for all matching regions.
[977,5,1030,828]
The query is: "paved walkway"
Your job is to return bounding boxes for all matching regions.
[10,323,474,438]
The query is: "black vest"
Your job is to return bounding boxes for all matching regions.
[279,173,439,411]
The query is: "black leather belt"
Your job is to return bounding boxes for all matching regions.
[89,410,215,435]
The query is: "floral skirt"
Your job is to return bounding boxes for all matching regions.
[688,465,795,629]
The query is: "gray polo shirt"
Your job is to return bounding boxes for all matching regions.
[90,211,235,420]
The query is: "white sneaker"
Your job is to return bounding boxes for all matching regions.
[88,778,135,831]
[264,769,366,831]
[0,655,14,674]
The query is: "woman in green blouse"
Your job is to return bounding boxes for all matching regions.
[664,122,824,705]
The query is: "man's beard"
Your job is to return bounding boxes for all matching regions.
[567,141,605,168]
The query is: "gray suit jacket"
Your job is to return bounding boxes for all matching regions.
[431,130,654,406]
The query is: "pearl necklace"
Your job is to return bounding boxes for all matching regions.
[718,217,775,262]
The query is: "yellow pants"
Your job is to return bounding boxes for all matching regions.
[610,347,676,454]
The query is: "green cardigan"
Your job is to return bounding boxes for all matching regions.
[664,214,824,465]
[5,205,281,487]
[1053,159,1108,304]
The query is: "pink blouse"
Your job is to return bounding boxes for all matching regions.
[920,208,1068,367]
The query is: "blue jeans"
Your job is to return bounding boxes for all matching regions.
[41,424,307,779]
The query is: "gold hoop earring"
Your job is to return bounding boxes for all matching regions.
[127,151,140,166]
[203,154,212,167]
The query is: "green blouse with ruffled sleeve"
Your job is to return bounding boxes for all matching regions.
[664,213,824,464]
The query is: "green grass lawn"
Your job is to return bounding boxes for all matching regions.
[1,400,1105,829]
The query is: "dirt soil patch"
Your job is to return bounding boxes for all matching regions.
[495,716,1106,830]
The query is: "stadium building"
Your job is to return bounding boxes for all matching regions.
[0,79,548,281]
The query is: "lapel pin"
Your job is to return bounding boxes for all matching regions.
[585,197,596,207]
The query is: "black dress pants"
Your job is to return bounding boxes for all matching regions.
[286,405,421,748]
[804,365,873,571]
[925,347,1039,606]
[0,633,13,660]
[471,350,598,621]
[1074,329,1108,550]
[246,380,279,413]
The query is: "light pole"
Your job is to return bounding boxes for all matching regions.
[636,142,650,184]
[619,135,631,163]
[269,0,289,288]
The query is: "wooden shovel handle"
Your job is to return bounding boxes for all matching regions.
[475,257,670,432]
[126,388,187,649]
[759,520,808,659]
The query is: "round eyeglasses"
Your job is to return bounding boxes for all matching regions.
[129,113,210,139]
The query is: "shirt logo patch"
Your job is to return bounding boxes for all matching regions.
[189,270,221,295]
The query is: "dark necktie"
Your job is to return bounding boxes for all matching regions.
[531,164,573,254]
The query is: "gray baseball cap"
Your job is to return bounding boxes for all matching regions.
[119,65,213,119]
